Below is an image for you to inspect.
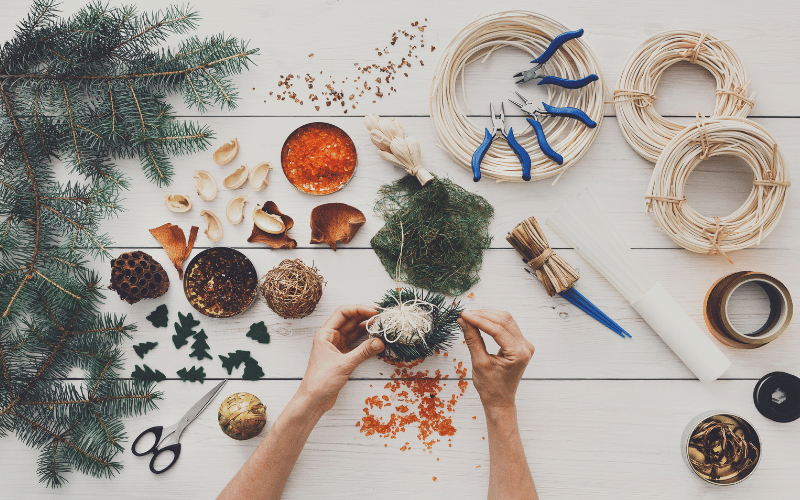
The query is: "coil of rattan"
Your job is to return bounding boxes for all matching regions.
[645,116,789,261]
[614,30,755,163]
[430,11,605,183]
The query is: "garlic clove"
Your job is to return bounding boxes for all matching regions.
[249,162,272,191]
[165,194,193,213]
[226,195,248,225]
[253,206,286,234]
[194,170,218,201]
[213,139,239,165]
[200,209,223,242]
[223,164,249,190]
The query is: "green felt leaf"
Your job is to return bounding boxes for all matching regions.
[146,305,169,328]
[132,364,166,382]
[246,321,270,344]
[189,330,212,361]
[173,312,201,349]
[177,366,206,383]
[218,350,251,375]
[242,357,264,381]
[133,341,159,359]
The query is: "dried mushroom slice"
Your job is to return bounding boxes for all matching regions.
[213,138,239,165]
[309,203,366,250]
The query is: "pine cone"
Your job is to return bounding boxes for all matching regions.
[109,251,170,304]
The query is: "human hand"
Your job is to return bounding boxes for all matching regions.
[296,305,385,414]
[457,310,534,413]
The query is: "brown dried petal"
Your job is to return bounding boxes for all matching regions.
[309,203,366,250]
[149,223,199,279]
[247,201,297,249]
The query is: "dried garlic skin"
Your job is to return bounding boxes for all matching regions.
[249,162,272,191]
[200,209,223,242]
[213,138,239,165]
[226,195,248,225]
[165,194,193,213]
[194,170,218,201]
[253,206,285,234]
[224,164,249,190]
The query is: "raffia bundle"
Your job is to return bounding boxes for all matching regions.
[506,216,578,296]
[364,114,434,186]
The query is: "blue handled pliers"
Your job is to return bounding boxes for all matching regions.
[508,91,597,165]
[513,29,599,89]
[472,102,531,182]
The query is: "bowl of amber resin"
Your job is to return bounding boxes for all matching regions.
[681,411,761,485]
[281,122,357,195]
[183,248,258,318]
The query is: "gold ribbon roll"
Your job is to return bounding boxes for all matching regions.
[704,271,793,349]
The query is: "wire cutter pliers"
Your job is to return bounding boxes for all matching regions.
[472,103,531,182]
[507,91,597,165]
[513,29,599,89]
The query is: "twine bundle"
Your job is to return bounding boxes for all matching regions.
[365,115,434,186]
[614,31,755,163]
[646,116,789,262]
[430,11,605,183]
[258,259,324,319]
[506,217,578,296]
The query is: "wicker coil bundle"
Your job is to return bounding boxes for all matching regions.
[259,259,324,319]
[109,251,169,304]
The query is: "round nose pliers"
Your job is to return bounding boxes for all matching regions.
[513,29,599,89]
[471,102,531,182]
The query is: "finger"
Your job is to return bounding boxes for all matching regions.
[460,310,520,350]
[457,318,490,364]
[322,305,378,332]
[342,337,384,369]
[471,310,526,341]
[339,317,373,345]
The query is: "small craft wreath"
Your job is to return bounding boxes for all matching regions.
[614,30,755,163]
[431,10,605,182]
[646,116,789,261]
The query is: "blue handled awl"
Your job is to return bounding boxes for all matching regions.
[507,91,597,165]
[471,102,531,182]
[513,28,599,88]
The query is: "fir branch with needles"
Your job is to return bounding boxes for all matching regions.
[0,0,257,487]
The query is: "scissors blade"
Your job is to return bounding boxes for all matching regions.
[174,379,227,438]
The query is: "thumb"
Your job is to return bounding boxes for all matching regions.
[343,337,385,369]
[458,317,489,363]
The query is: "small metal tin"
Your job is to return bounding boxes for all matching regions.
[280,122,358,195]
[183,247,257,318]
[681,411,761,486]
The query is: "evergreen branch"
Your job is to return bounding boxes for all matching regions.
[17,394,154,406]
[89,357,113,398]
[61,83,82,165]
[10,411,112,467]
[126,80,163,182]
[40,203,107,254]
[33,269,83,300]
[106,81,115,133]
[33,85,50,157]
[0,342,13,399]
[202,67,230,104]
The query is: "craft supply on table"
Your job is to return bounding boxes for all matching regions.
[246,321,271,344]
[704,271,792,349]
[753,372,800,423]
[194,170,218,201]
[223,164,249,190]
[218,392,267,440]
[547,189,731,383]
[367,288,463,364]
[614,31,754,162]
[150,223,199,279]
[249,162,273,190]
[132,364,167,382]
[184,248,258,318]
[214,139,240,165]
[309,203,366,250]
[109,251,170,304]
[471,102,531,181]
[431,11,604,182]
[218,350,265,380]
[226,195,249,224]
[248,201,298,249]
[259,259,324,319]
[364,114,434,185]
[281,122,357,195]
[177,366,207,383]
[134,342,159,359]
[173,312,202,349]
[682,411,761,485]
[506,216,629,338]
[513,28,599,88]
[200,209,223,242]
[646,116,789,261]
[147,304,169,327]
[165,194,193,213]
[132,380,227,474]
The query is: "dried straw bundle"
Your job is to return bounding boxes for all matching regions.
[506,216,578,296]
[259,259,324,319]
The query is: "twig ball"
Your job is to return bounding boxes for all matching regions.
[218,392,267,440]
[259,259,324,319]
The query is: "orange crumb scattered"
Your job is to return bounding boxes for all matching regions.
[467,292,475,299]
[482,437,486,440]
[436,458,439,461]
[476,465,481,468]
[472,416,477,419]
[432,477,437,482]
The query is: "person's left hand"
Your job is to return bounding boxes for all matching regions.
[296,305,385,414]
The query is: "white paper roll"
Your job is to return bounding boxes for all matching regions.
[631,282,731,383]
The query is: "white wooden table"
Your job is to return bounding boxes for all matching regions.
[3,0,799,498]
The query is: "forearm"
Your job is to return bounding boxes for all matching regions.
[218,393,324,500]
[485,405,537,500]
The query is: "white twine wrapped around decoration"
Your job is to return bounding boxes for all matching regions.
[367,295,437,348]
[364,114,434,186]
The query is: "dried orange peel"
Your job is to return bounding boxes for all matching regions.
[149,223,199,279]
[309,203,365,250]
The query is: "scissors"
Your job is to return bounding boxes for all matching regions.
[132,379,227,474]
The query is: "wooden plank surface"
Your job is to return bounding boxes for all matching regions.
[2,0,799,498]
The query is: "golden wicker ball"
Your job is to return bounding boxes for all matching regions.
[218,392,267,441]
[259,259,324,319]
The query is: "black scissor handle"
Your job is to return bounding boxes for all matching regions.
[132,426,163,456]
[149,443,182,474]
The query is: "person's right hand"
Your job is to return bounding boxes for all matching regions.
[458,310,534,412]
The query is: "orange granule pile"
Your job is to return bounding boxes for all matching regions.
[359,358,469,451]
[280,123,356,195]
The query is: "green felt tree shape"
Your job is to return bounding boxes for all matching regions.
[146,305,169,328]
[0,1,257,487]
[177,366,206,383]
[246,321,270,344]
[219,350,251,375]
[173,311,200,349]
[133,341,158,359]
[189,329,212,360]
[132,364,167,382]
[242,357,264,381]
